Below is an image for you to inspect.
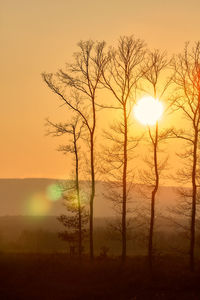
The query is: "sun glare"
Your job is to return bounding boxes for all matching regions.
[133,96,164,125]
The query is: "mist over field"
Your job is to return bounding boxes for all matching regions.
[0,178,198,258]
[0,178,178,217]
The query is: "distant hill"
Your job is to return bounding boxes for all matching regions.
[0,178,180,217]
[0,179,194,255]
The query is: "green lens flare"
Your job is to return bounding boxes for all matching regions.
[46,184,62,202]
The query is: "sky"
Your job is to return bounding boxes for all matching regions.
[1,0,200,179]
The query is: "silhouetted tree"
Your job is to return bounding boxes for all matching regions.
[42,40,106,259]
[46,116,88,257]
[138,49,172,270]
[100,36,145,261]
[57,190,88,256]
[171,41,200,271]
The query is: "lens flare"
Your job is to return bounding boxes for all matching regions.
[24,184,63,216]
[46,184,62,202]
[133,96,163,125]
[25,193,50,216]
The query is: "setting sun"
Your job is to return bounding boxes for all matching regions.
[133,96,164,125]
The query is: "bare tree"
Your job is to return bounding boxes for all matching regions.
[138,49,171,270]
[171,41,200,271]
[42,40,106,259]
[46,116,87,257]
[100,36,145,261]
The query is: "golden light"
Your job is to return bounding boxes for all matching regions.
[25,193,50,216]
[133,96,163,125]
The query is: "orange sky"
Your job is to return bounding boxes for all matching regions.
[1,0,200,179]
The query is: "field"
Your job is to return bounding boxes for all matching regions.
[0,253,199,299]
[0,180,199,299]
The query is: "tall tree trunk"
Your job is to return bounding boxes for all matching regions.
[74,130,82,258]
[89,92,96,260]
[148,121,159,271]
[190,128,197,271]
[122,106,127,262]
[89,132,95,260]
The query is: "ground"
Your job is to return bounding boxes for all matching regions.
[0,254,199,299]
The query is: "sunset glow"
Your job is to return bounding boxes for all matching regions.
[1,1,200,295]
[133,96,164,125]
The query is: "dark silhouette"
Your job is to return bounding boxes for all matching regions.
[100,36,145,262]
[140,49,172,270]
[171,42,200,271]
[42,40,106,259]
[46,116,88,257]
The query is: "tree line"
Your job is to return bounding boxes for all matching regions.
[42,36,200,271]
